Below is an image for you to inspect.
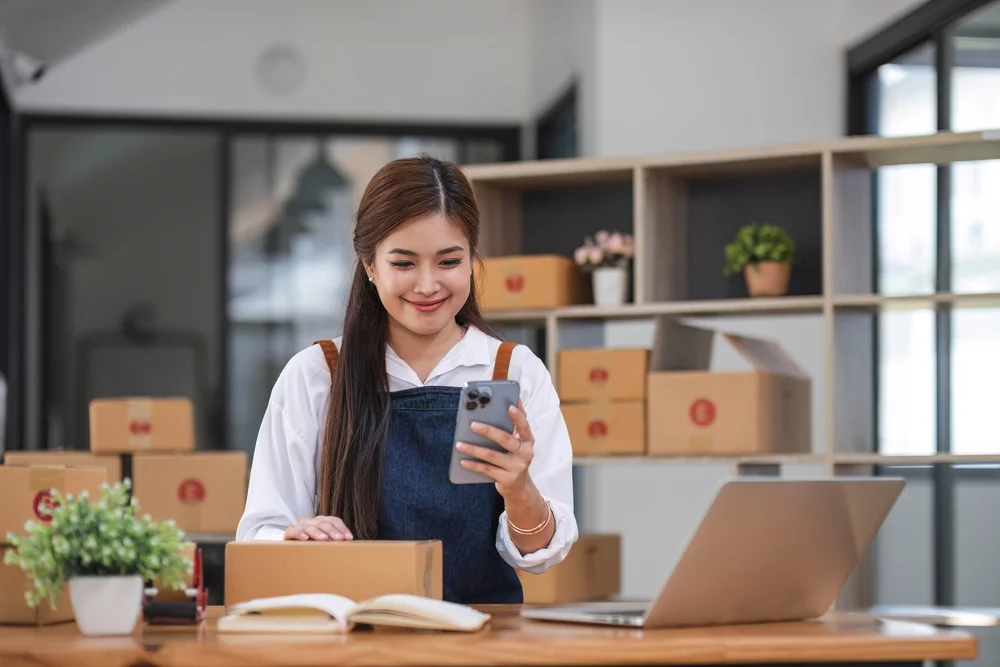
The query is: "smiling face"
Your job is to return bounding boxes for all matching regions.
[365,212,472,337]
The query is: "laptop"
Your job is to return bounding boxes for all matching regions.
[521,476,905,629]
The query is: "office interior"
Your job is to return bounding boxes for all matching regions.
[0,0,998,664]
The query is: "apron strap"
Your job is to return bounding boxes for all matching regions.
[314,340,339,377]
[492,341,517,381]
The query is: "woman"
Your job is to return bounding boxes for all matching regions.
[236,155,578,604]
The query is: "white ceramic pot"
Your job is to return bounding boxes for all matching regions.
[592,266,628,307]
[69,575,144,636]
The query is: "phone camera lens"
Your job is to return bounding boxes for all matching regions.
[465,400,478,410]
[478,395,491,406]
[467,389,480,400]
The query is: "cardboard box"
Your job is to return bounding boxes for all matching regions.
[225,541,443,606]
[518,534,621,603]
[558,348,649,402]
[477,255,586,311]
[646,321,811,456]
[89,397,195,453]
[0,465,109,544]
[3,451,123,482]
[131,452,247,534]
[562,401,646,455]
[0,546,73,625]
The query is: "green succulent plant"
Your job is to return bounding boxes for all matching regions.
[3,479,192,610]
[723,223,796,276]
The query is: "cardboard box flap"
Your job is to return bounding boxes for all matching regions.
[724,333,807,377]
[649,317,715,372]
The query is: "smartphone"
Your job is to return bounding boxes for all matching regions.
[449,380,521,485]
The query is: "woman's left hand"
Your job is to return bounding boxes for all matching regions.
[456,400,535,500]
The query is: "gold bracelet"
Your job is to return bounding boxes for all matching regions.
[506,504,552,536]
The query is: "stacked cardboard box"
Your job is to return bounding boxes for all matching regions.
[3,397,248,534]
[558,349,649,456]
[645,319,812,456]
[477,255,587,311]
[517,533,621,603]
[0,464,108,625]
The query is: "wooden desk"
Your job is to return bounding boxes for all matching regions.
[0,605,977,667]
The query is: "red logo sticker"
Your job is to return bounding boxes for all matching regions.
[129,421,152,436]
[588,420,608,438]
[588,368,609,384]
[504,274,525,293]
[178,479,206,504]
[689,399,716,427]
[32,491,60,522]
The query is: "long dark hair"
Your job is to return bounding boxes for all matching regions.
[318,155,496,539]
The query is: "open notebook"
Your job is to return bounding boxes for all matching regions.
[217,593,491,633]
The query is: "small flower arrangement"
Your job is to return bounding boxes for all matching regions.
[573,230,635,272]
[3,479,192,609]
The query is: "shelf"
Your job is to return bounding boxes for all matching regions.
[485,296,825,323]
[834,292,1000,310]
[834,454,1000,466]
[831,129,1000,168]
[573,454,825,466]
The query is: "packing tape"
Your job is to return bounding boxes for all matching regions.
[585,401,611,454]
[126,400,154,450]
[176,477,206,533]
[586,349,612,402]
[29,467,66,524]
[422,542,435,598]
[497,259,526,308]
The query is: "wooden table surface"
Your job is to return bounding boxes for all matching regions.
[0,604,978,666]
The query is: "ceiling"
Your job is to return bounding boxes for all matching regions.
[0,0,169,69]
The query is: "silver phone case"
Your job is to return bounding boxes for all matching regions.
[448,380,521,484]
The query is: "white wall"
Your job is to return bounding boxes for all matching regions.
[14,0,532,124]
[590,0,924,157]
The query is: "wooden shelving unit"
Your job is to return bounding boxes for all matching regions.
[463,129,1000,475]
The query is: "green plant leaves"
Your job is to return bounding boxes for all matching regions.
[3,479,192,610]
[722,223,795,276]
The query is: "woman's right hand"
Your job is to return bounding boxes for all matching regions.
[283,516,354,541]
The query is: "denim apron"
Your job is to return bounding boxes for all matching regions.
[314,340,524,605]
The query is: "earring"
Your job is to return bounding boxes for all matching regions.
[368,275,374,283]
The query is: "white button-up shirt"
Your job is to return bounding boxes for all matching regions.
[236,325,579,574]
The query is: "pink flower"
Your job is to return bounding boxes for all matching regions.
[595,230,610,247]
[588,246,603,264]
[574,246,588,266]
[607,232,624,253]
[622,234,635,257]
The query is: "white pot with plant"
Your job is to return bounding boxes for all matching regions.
[3,479,192,637]
[723,223,796,297]
[574,230,635,307]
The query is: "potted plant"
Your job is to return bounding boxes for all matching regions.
[574,230,635,307]
[3,479,191,636]
[723,223,796,297]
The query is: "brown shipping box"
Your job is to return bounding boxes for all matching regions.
[0,465,108,626]
[131,452,247,534]
[89,397,195,453]
[558,348,649,402]
[0,465,108,545]
[3,451,123,483]
[225,541,443,606]
[646,320,811,456]
[0,546,74,625]
[477,255,586,311]
[562,401,646,455]
[517,534,621,604]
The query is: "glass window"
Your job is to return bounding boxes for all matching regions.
[952,307,1000,454]
[951,5,1000,294]
[874,42,937,297]
[879,309,936,455]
